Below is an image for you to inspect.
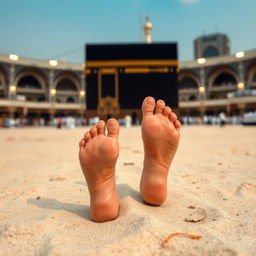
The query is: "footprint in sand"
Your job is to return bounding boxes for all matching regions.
[236,182,256,197]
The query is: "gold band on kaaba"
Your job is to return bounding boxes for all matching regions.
[85,43,178,120]
[85,59,178,68]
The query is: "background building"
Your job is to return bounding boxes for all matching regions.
[0,54,85,125]
[194,33,230,59]
[1,45,256,126]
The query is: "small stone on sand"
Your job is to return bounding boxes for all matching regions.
[49,176,66,182]
[185,208,207,222]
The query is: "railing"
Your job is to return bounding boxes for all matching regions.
[0,99,85,110]
[180,95,256,108]
[210,84,236,91]
[179,88,199,94]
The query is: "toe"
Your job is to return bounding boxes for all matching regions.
[163,106,172,117]
[107,118,119,138]
[84,132,91,142]
[169,112,177,123]
[79,138,86,149]
[97,120,106,135]
[142,96,155,117]
[90,126,98,137]
[174,120,181,130]
[155,100,165,114]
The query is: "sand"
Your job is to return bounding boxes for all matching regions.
[0,126,256,256]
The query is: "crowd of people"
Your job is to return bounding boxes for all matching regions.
[0,111,255,128]
[0,116,86,128]
[181,111,256,125]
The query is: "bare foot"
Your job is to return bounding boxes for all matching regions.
[140,96,181,205]
[79,118,120,222]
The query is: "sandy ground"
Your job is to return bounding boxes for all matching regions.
[0,125,256,256]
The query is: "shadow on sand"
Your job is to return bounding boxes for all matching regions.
[27,184,143,221]
[27,198,91,220]
[117,183,143,203]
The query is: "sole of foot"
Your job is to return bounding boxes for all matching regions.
[140,96,181,206]
[79,118,120,222]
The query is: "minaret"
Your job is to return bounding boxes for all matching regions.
[143,16,152,44]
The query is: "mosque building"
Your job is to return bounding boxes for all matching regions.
[0,17,256,125]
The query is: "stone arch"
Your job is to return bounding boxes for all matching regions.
[54,72,80,91]
[202,46,219,58]
[17,75,41,89]
[0,69,6,86]
[247,64,256,86]
[0,65,7,98]
[208,66,239,89]
[54,72,80,103]
[0,71,5,87]
[14,68,47,101]
[178,72,200,90]
[15,69,47,92]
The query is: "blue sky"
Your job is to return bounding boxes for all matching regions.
[0,0,255,62]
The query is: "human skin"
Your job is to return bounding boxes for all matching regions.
[78,96,181,222]
[140,96,181,205]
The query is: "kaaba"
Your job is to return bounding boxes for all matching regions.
[85,43,178,120]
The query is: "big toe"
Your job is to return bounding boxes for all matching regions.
[107,118,119,138]
[142,96,155,117]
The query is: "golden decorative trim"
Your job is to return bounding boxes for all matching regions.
[124,67,170,74]
[151,67,169,73]
[114,69,119,102]
[97,70,102,102]
[96,68,120,115]
[125,68,150,73]
[85,59,178,68]
[97,96,120,115]
[101,68,116,74]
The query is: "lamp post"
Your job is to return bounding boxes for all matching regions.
[49,88,56,125]
[49,88,56,100]
[79,90,86,118]
[199,86,205,120]
[9,85,17,100]
[237,82,245,91]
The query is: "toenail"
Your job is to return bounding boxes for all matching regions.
[108,119,116,126]
[158,100,164,106]
[146,97,154,104]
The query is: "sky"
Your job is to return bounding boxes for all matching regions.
[0,0,255,62]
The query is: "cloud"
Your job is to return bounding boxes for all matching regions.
[180,0,199,4]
